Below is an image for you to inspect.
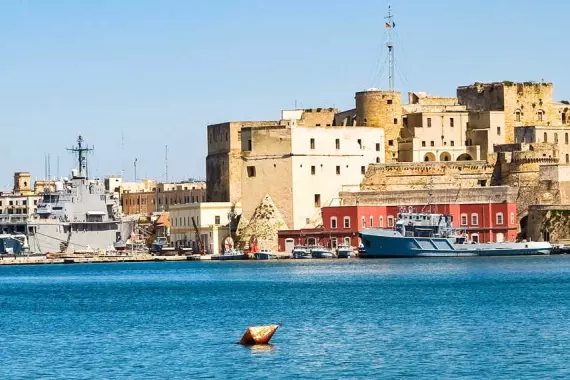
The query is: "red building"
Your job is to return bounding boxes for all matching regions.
[278,203,518,252]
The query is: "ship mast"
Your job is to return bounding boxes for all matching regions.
[385,5,396,91]
[67,135,94,179]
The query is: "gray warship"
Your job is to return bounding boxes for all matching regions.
[0,136,136,254]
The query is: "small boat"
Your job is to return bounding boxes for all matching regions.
[310,246,336,259]
[212,249,248,261]
[292,246,311,259]
[337,244,355,258]
[239,324,280,345]
[256,249,277,260]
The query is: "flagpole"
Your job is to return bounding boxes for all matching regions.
[385,5,395,91]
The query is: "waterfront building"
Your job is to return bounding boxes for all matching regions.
[121,181,206,215]
[0,172,56,217]
[169,202,241,255]
[278,186,518,252]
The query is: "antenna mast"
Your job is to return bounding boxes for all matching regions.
[67,135,94,179]
[385,5,396,91]
[134,158,138,182]
[165,145,169,183]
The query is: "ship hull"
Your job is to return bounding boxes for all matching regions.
[360,229,552,258]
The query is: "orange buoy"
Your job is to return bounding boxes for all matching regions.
[239,324,280,345]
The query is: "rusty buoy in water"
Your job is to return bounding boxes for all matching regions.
[239,324,280,345]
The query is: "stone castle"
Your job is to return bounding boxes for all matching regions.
[206,80,570,250]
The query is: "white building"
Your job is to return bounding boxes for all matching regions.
[170,202,242,255]
[239,110,385,231]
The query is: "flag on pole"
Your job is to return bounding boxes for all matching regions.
[385,21,395,28]
[385,22,391,28]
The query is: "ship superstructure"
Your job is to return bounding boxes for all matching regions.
[0,136,136,254]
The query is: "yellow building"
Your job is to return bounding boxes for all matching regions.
[169,202,242,255]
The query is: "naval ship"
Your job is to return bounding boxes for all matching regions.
[359,211,552,258]
[0,136,136,254]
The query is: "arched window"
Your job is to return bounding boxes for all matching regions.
[379,216,384,227]
[343,216,350,229]
[369,216,374,227]
[544,132,548,142]
[515,110,521,122]
[496,212,504,225]
[460,213,468,226]
[330,217,338,229]
[538,110,545,122]
[471,213,479,226]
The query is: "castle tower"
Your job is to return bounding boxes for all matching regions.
[355,90,402,162]
[13,172,31,194]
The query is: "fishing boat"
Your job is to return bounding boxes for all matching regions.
[360,211,552,258]
[310,245,336,259]
[337,244,355,258]
[292,246,311,259]
[255,249,277,260]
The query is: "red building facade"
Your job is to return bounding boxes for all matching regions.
[278,203,517,252]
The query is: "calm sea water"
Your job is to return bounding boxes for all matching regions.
[1,257,570,379]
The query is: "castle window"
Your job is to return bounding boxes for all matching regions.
[393,118,398,125]
[450,141,455,147]
[379,216,384,227]
[311,166,316,175]
[430,141,435,147]
[497,126,501,136]
[335,139,340,150]
[387,216,394,228]
[247,166,256,177]
[314,194,321,208]
[538,110,544,122]
[450,118,455,127]
[563,112,567,124]
[544,132,548,142]
[515,111,521,122]
[362,216,366,228]
[471,213,479,226]
[496,212,504,225]
[460,214,468,226]
[376,157,380,163]
[427,118,432,128]
[370,216,374,227]
[422,141,426,147]
[555,133,559,143]
[336,166,341,175]
[361,166,366,175]
[387,99,393,104]
[510,212,515,225]
[388,140,394,146]
[566,133,569,144]
[376,143,380,151]
[344,216,350,229]
[310,138,315,149]
[330,217,337,229]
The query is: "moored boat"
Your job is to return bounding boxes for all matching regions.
[360,211,552,258]
[255,249,277,260]
[292,246,311,259]
[310,245,336,259]
[212,249,248,261]
[337,244,355,258]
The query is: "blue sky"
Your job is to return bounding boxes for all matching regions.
[0,0,568,187]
